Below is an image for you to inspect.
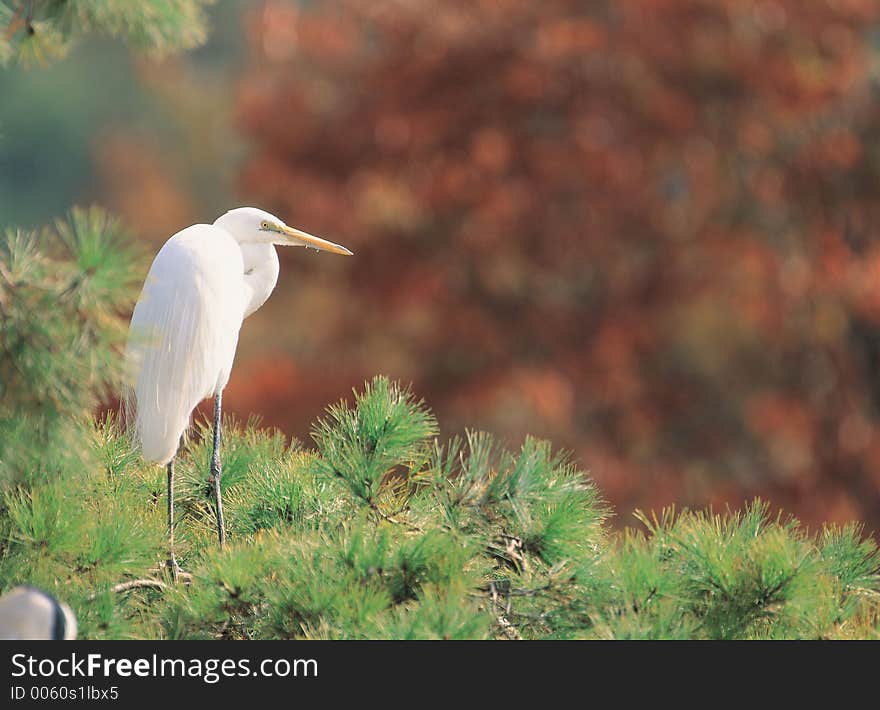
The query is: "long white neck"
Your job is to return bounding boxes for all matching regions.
[239,243,280,318]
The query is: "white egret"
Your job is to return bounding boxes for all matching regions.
[125,207,352,576]
[0,586,77,640]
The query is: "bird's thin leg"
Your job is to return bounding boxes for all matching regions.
[167,458,180,582]
[211,392,226,548]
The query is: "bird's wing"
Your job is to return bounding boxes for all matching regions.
[125,224,246,464]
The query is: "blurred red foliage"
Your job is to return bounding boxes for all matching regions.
[219,1,880,530]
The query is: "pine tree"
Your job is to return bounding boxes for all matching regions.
[1,0,216,66]
[2,361,879,638]
[0,207,139,484]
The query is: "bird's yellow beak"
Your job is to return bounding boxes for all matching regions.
[277,225,353,256]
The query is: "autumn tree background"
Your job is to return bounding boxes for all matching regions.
[228,0,880,533]
[5,0,880,534]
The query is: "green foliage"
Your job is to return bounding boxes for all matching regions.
[3,358,879,639]
[0,0,216,66]
[0,207,140,490]
[584,505,880,639]
[0,215,877,639]
[0,207,137,416]
[311,377,438,505]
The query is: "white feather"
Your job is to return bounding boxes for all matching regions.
[124,207,350,467]
[125,224,247,464]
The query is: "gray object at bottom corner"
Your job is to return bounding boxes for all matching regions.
[0,586,77,640]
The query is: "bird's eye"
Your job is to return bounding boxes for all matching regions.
[260,221,270,230]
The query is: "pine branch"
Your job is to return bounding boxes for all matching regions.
[85,579,168,601]
[370,503,424,533]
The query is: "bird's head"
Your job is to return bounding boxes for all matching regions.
[213,207,353,256]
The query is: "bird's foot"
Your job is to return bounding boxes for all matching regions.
[163,556,192,585]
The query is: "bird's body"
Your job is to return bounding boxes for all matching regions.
[126,225,285,464]
[127,224,247,463]
[125,207,351,563]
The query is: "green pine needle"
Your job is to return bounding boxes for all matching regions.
[2,210,879,639]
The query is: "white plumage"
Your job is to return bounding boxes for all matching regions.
[126,225,247,464]
[124,207,352,555]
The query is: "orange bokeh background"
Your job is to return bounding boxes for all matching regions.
[99,1,880,533]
